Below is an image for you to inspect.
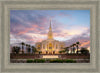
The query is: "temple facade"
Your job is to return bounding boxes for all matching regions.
[35,20,65,54]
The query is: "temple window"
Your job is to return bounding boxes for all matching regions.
[38,45,40,49]
[49,43,52,49]
[61,45,63,49]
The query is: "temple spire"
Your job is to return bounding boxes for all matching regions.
[48,19,53,39]
[49,18,52,31]
[50,19,51,29]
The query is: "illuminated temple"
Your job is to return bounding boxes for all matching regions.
[35,20,65,54]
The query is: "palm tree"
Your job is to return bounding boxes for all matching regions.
[12,46,16,54]
[27,45,31,54]
[12,46,20,54]
[65,47,69,54]
[76,41,80,54]
[32,46,36,54]
[26,44,29,53]
[15,46,20,54]
[21,42,25,54]
[70,45,73,54]
[72,44,76,54]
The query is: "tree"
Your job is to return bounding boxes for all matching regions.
[16,46,20,54]
[32,46,36,54]
[76,41,80,54]
[26,44,29,53]
[59,50,62,54]
[72,44,76,54]
[70,45,73,54]
[27,45,31,54]
[64,47,69,54]
[12,46,16,54]
[21,42,25,54]
[39,51,42,54]
[59,50,65,54]
[12,46,20,54]
[80,47,89,55]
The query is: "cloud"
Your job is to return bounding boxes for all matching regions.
[65,29,90,49]
[10,10,90,48]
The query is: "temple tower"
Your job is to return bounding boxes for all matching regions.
[48,19,53,39]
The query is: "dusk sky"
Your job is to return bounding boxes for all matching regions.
[10,10,90,50]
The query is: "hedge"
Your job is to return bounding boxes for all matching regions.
[27,59,33,63]
[26,59,76,63]
[33,59,45,63]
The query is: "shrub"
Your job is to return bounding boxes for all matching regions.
[64,59,76,63]
[33,59,45,63]
[27,59,33,63]
[26,59,76,63]
[50,59,63,63]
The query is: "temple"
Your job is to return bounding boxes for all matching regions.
[35,20,65,54]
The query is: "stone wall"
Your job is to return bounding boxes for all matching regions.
[59,54,90,59]
[10,54,90,59]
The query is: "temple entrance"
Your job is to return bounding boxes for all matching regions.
[49,43,52,49]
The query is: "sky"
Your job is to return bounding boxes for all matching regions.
[10,10,90,50]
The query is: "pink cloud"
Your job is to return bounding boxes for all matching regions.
[80,41,90,48]
[17,24,40,35]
